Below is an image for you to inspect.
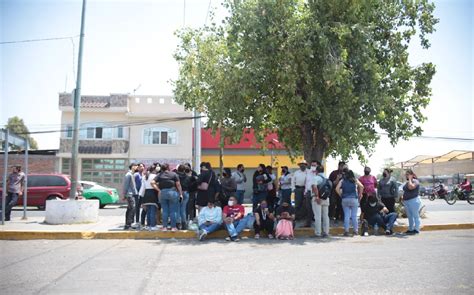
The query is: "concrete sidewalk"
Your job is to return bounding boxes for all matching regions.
[0,207,472,240]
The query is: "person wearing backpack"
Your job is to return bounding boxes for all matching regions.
[310,164,332,237]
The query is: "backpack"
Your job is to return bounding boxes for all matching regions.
[317,176,333,200]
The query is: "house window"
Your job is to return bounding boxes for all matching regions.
[96,127,103,139]
[81,158,126,186]
[147,97,153,104]
[66,125,73,138]
[86,127,95,138]
[62,158,71,174]
[159,98,165,104]
[135,97,140,103]
[117,127,124,138]
[143,127,177,145]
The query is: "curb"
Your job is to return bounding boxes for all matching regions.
[0,223,473,240]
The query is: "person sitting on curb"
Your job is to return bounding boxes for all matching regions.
[275,201,296,240]
[254,200,276,239]
[362,195,398,235]
[197,200,223,241]
[223,196,248,242]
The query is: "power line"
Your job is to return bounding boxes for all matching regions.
[204,0,212,25]
[0,35,80,45]
[377,132,473,142]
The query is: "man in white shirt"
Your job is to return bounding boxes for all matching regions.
[291,160,308,221]
[231,164,247,205]
[310,164,330,237]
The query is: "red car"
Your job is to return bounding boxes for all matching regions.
[1,174,71,209]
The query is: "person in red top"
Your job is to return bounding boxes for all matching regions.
[459,178,472,198]
[223,196,248,241]
[359,166,378,217]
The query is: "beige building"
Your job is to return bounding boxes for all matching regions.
[57,93,193,190]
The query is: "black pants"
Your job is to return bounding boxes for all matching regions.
[303,193,314,226]
[254,218,274,234]
[329,193,344,221]
[133,195,141,223]
[4,192,19,220]
[125,197,136,226]
[187,191,197,219]
[382,198,396,213]
[294,187,305,220]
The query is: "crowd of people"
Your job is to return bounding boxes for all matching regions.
[121,158,460,241]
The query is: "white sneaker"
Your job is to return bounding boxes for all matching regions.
[131,223,140,229]
[142,226,150,231]
[199,230,208,241]
[150,226,159,231]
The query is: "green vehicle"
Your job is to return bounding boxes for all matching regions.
[79,181,119,208]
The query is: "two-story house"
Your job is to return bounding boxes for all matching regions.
[57,93,192,190]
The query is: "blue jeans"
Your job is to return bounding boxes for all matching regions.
[367,212,398,231]
[4,192,19,220]
[199,222,222,234]
[404,197,421,231]
[252,191,267,210]
[236,190,245,205]
[280,189,292,205]
[177,191,189,224]
[342,198,359,233]
[225,215,250,237]
[160,188,179,228]
[146,205,157,227]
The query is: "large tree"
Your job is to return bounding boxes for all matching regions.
[5,116,38,150]
[174,0,438,163]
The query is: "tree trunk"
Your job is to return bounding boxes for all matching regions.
[301,121,327,163]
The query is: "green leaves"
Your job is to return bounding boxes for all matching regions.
[173,0,437,162]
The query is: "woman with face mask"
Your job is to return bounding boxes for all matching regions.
[252,164,272,211]
[336,170,364,236]
[402,169,421,235]
[377,169,398,213]
[358,167,378,217]
[362,195,398,235]
[253,200,276,239]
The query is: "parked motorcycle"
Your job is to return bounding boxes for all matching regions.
[428,184,448,201]
[444,186,474,205]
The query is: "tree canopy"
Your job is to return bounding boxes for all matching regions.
[173,0,438,163]
[5,116,38,150]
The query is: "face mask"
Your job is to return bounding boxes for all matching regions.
[364,171,370,176]
[369,202,377,207]
[228,201,234,206]
[282,169,287,174]
[261,204,267,209]
[300,166,306,171]
[382,172,387,178]
[311,166,317,172]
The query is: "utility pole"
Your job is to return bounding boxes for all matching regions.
[69,0,87,199]
[193,110,201,170]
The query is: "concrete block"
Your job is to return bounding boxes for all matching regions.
[45,199,99,224]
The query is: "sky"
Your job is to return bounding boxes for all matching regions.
[0,0,473,174]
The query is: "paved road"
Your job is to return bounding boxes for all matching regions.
[1,230,473,294]
[9,198,473,219]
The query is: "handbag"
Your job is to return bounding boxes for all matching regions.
[197,173,212,191]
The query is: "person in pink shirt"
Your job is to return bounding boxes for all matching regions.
[359,167,378,217]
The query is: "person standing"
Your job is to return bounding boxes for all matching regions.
[232,164,247,205]
[252,164,272,210]
[310,165,331,238]
[336,170,364,236]
[402,169,421,235]
[2,166,25,221]
[377,169,399,213]
[197,200,223,241]
[196,162,217,211]
[123,163,138,230]
[359,166,378,218]
[291,160,308,221]
[133,163,145,226]
[183,163,199,220]
[329,161,346,224]
[152,163,183,232]
[139,166,159,231]
[278,166,292,205]
[176,164,192,230]
[220,168,237,207]
[265,166,278,211]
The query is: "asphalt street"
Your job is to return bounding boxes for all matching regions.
[1,230,473,294]
[9,198,473,218]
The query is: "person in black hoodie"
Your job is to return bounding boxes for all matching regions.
[252,164,272,211]
[176,164,192,229]
[362,195,398,235]
[219,168,237,208]
[196,162,217,211]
